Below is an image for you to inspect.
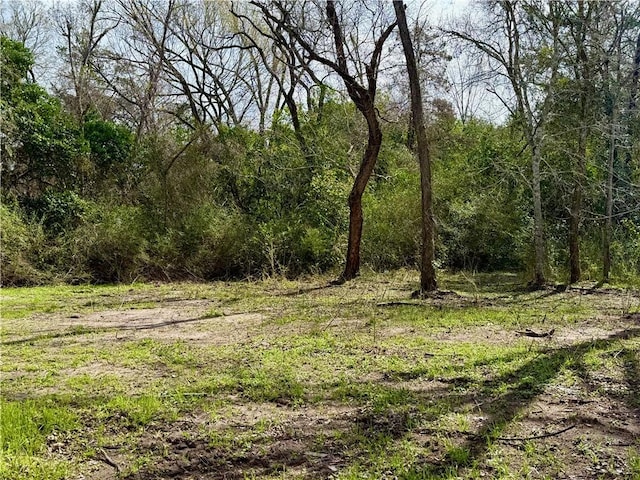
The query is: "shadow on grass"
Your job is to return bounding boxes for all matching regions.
[621,347,640,408]
[0,326,109,346]
[403,326,640,478]
[122,326,639,480]
[1,315,224,346]
[278,283,338,296]
[8,319,634,479]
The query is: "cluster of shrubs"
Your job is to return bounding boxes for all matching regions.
[1,197,341,285]
[4,186,639,286]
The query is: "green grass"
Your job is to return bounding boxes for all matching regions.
[1,271,638,479]
[0,399,78,480]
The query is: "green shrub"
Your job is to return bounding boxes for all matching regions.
[256,218,340,276]
[612,219,640,279]
[363,172,421,271]
[68,203,148,282]
[297,225,342,272]
[21,190,87,235]
[181,207,258,279]
[0,203,46,285]
[437,193,527,272]
[150,205,259,280]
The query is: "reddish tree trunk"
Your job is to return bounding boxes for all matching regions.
[342,108,382,280]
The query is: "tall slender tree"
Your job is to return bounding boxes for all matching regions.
[448,0,563,287]
[393,0,436,293]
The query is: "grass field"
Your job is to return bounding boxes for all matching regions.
[1,271,639,479]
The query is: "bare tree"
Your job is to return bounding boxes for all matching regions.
[53,0,120,121]
[251,0,396,282]
[88,0,180,137]
[111,0,256,133]
[446,48,493,124]
[393,0,436,293]
[448,0,563,287]
[0,0,51,81]
[231,3,319,151]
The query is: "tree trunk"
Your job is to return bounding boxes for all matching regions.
[603,120,616,282]
[569,125,587,284]
[393,0,436,293]
[248,1,395,283]
[568,188,582,284]
[531,142,546,287]
[568,0,594,285]
[630,32,640,112]
[342,109,382,280]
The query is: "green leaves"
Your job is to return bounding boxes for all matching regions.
[0,36,34,93]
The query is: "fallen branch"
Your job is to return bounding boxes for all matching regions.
[96,448,121,474]
[517,328,555,338]
[498,424,576,443]
[415,424,576,443]
[376,301,421,307]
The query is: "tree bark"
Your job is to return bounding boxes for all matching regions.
[568,0,594,285]
[569,120,588,284]
[393,0,436,292]
[630,31,640,112]
[603,118,616,282]
[531,142,546,287]
[343,108,382,280]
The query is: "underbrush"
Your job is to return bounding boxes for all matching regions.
[0,203,48,285]
[1,199,638,287]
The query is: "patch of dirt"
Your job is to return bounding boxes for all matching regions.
[3,307,269,347]
[491,389,640,479]
[118,404,361,480]
[58,363,150,381]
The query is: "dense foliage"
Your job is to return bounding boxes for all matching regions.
[1,0,639,286]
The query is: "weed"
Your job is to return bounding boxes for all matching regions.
[102,394,173,427]
[629,449,640,478]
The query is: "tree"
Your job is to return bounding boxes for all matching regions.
[1,36,85,199]
[560,0,601,284]
[113,0,257,133]
[448,0,563,287]
[251,0,396,282]
[53,0,120,122]
[231,0,327,182]
[0,0,51,81]
[393,0,436,293]
[602,2,640,281]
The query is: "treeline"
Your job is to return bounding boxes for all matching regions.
[1,0,639,286]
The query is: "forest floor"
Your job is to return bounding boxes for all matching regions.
[1,271,640,480]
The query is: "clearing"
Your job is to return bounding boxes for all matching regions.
[1,271,639,479]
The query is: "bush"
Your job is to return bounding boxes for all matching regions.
[68,203,149,283]
[150,205,259,280]
[437,193,527,272]
[22,190,87,235]
[0,203,46,285]
[362,171,421,271]
[256,218,341,277]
